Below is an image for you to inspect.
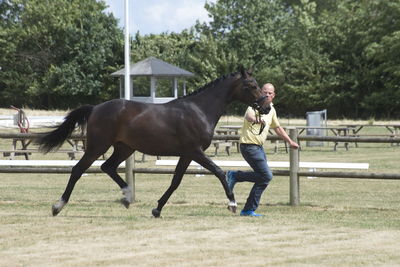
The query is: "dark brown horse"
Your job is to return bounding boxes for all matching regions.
[37,68,267,217]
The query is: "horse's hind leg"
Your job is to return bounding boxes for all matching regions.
[152,156,191,218]
[100,142,134,208]
[191,149,237,213]
[52,146,109,216]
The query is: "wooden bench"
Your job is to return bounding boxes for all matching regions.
[214,128,239,156]
[211,141,232,156]
[0,135,86,160]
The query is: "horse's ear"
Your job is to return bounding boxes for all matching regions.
[247,67,254,75]
[239,65,247,78]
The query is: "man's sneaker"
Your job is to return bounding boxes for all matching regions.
[240,210,264,217]
[225,171,236,192]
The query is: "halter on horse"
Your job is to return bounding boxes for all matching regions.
[37,67,269,217]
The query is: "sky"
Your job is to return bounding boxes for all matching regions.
[103,0,214,35]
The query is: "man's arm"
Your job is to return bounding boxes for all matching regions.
[273,126,299,149]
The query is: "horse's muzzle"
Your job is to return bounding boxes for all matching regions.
[252,101,271,115]
[252,95,271,115]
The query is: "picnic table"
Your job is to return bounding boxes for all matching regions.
[290,126,351,151]
[339,124,400,146]
[218,125,354,151]
[214,127,240,155]
[219,125,242,131]
[0,107,84,159]
[293,126,348,136]
[340,124,400,135]
[218,125,288,153]
[0,132,85,160]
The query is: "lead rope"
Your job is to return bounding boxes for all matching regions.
[251,107,265,135]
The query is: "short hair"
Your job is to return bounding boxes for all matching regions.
[262,83,275,92]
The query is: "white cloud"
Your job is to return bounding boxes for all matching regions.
[141,1,210,33]
[142,3,169,24]
[175,3,211,25]
[103,0,213,35]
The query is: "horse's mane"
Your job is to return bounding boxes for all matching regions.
[178,71,239,99]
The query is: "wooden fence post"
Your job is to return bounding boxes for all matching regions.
[289,128,300,206]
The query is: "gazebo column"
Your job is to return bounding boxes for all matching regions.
[130,77,134,100]
[173,78,178,98]
[151,77,156,101]
[119,78,123,99]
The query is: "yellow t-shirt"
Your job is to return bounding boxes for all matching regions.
[239,105,280,146]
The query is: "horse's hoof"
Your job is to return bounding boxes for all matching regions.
[121,198,130,209]
[152,208,161,218]
[52,205,61,216]
[227,205,237,213]
[52,199,66,216]
[121,187,132,206]
[227,201,237,213]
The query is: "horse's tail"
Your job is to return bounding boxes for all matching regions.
[37,105,94,153]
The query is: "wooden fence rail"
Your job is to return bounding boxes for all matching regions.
[1,167,399,180]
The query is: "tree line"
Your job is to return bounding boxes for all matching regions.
[1,0,399,118]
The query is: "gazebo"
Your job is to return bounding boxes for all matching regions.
[111,57,195,103]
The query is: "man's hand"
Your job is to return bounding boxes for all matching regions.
[289,141,300,149]
[255,117,265,125]
[273,126,300,149]
[245,109,265,124]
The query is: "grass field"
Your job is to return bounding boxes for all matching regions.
[1,110,400,266]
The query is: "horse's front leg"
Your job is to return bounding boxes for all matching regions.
[152,156,191,218]
[192,150,237,213]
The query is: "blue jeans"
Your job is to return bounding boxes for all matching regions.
[233,144,273,212]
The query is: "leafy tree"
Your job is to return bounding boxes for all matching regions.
[0,0,123,109]
[0,0,26,107]
[362,30,400,117]
[314,0,400,118]
[259,0,400,118]
[202,0,291,68]
[270,0,341,117]
[2,0,399,118]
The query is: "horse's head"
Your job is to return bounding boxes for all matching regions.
[233,67,271,115]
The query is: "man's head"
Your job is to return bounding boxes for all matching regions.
[261,83,276,105]
[251,83,275,115]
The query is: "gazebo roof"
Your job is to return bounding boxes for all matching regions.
[111,57,195,77]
